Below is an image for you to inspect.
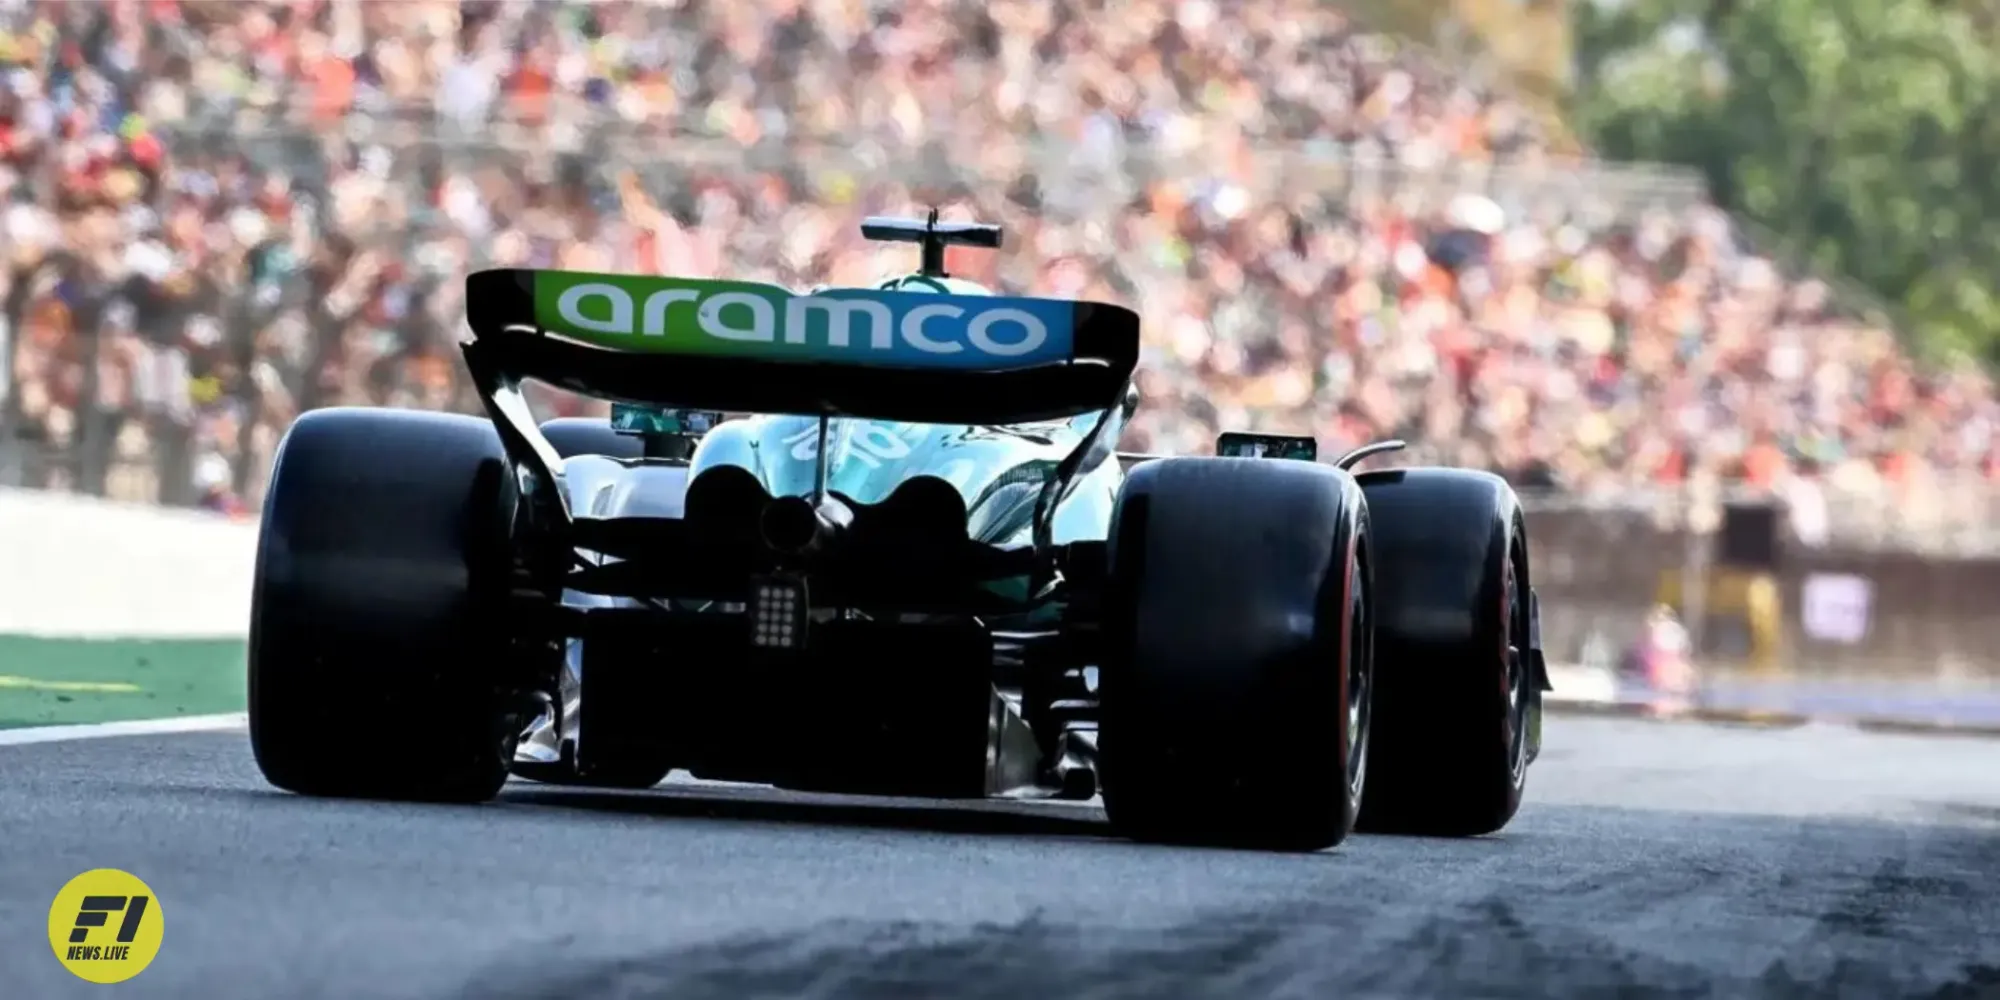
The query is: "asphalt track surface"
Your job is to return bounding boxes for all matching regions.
[5,714,2000,1000]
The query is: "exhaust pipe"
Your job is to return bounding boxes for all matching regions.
[759,495,851,555]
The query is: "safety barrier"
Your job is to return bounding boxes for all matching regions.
[0,489,256,639]
[3,477,1997,680]
[1524,489,2000,681]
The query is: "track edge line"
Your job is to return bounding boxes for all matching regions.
[0,712,248,747]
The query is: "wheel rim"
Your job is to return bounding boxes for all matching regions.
[1347,552,1371,800]
[1505,554,1530,784]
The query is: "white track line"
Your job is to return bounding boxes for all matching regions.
[0,712,247,747]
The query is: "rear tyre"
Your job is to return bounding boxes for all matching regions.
[1099,458,1372,852]
[1355,468,1530,836]
[249,408,519,803]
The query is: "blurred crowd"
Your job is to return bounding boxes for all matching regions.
[2,0,1996,542]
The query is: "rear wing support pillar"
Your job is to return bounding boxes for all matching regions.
[1030,399,1126,595]
[810,414,831,505]
[463,337,572,531]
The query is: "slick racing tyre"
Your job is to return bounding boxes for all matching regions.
[540,417,642,461]
[249,408,519,803]
[1355,468,1531,837]
[1098,457,1373,852]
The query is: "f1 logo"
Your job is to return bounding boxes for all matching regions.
[48,868,165,983]
[69,895,149,944]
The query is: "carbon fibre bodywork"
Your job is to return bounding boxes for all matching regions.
[511,412,1126,791]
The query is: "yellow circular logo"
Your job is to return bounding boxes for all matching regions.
[47,869,164,984]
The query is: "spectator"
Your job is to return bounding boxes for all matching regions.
[1623,603,1697,716]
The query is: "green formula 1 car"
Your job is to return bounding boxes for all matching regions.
[247,213,1550,851]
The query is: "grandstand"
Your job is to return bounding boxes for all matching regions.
[3,0,1995,556]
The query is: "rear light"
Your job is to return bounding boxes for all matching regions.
[749,574,808,649]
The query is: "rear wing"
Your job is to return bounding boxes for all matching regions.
[460,268,1143,559]
[461,269,1139,426]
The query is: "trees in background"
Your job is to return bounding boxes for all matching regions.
[1570,0,2000,364]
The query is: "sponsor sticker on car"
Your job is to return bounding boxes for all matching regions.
[532,272,1076,370]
